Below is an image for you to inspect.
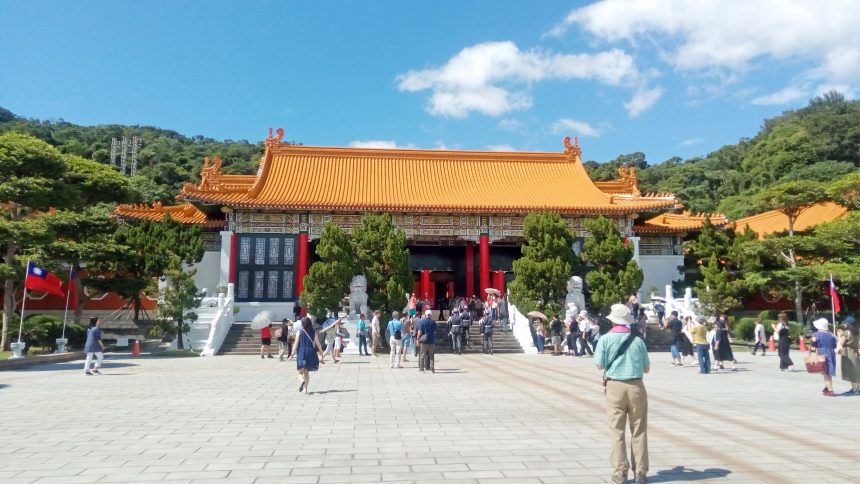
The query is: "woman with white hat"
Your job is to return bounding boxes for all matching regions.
[811,317,838,396]
[837,316,860,395]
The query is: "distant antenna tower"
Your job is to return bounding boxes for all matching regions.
[119,137,129,174]
[109,138,119,167]
[130,136,141,176]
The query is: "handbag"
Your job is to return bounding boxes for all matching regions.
[804,354,827,374]
[418,334,428,344]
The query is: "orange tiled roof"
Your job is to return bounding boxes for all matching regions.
[114,202,225,228]
[594,166,641,196]
[733,202,847,238]
[634,212,729,234]
[178,133,677,215]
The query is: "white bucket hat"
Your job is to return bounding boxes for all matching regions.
[813,318,829,331]
[606,304,634,326]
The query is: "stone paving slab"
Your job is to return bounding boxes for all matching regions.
[1,349,858,483]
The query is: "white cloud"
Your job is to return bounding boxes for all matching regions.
[498,118,525,132]
[678,137,704,148]
[486,144,516,152]
[349,140,415,149]
[750,86,807,106]
[624,87,664,117]
[551,118,602,137]
[396,41,659,118]
[553,0,860,102]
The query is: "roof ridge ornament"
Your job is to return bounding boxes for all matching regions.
[266,127,285,147]
[563,136,581,160]
[198,156,223,190]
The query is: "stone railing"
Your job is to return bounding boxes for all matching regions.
[507,303,538,354]
[199,284,235,356]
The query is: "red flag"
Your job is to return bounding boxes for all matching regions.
[25,262,65,298]
[830,275,841,314]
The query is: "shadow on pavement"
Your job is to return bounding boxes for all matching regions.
[0,384,8,389]
[310,389,357,395]
[9,362,139,372]
[648,466,731,482]
[432,369,466,373]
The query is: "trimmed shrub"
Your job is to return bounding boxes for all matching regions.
[758,310,779,320]
[733,318,757,340]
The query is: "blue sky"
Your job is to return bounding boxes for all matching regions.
[2,0,859,164]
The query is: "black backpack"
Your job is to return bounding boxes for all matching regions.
[393,324,402,340]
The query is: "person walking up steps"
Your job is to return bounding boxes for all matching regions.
[291,317,324,394]
[388,311,403,368]
[594,304,650,484]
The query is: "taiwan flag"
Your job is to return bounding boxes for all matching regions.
[25,262,65,297]
[830,274,841,314]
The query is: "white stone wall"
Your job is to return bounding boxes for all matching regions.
[190,250,221,296]
[638,254,684,295]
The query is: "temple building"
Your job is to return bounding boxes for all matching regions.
[115,130,682,319]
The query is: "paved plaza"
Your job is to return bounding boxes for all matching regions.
[1,349,859,484]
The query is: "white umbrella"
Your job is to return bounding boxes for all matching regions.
[320,318,340,333]
[527,310,547,320]
[485,288,501,296]
[250,310,275,330]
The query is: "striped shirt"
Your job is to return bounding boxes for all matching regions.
[593,331,650,381]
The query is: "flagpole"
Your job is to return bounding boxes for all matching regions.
[17,259,31,344]
[830,273,837,334]
[61,265,73,340]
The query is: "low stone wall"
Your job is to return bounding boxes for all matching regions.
[0,352,84,371]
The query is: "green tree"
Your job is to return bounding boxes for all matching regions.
[508,212,578,317]
[581,216,643,315]
[350,213,412,315]
[92,215,203,322]
[696,254,743,315]
[0,133,70,350]
[828,172,860,210]
[148,258,201,349]
[300,222,354,320]
[752,180,828,325]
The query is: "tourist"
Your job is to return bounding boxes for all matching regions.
[448,310,462,354]
[681,316,695,366]
[417,309,437,372]
[480,314,494,355]
[579,311,594,356]
[291,317,324,394]
[664,311,682,366]
[401,317,412,363]
[706,322,718,369]
[713,315,737,370]
[565,314,579,355]
[534,320,547,354]
[773,312,794,371]
[276,318,291,361]
[627,293,640,318]
[837,316,860,394]
[408,293,418,318]
[593,304,650,484]
[653,299,665,328]
[388,311,404,368]
[468,296,477,321]
[550,314,563,355]
[474,297,483,322]
[83,317,104,375]
[260,323,273,359]
[751,318,767,356]
[293,302,301,321]
[691,316,710,374]
[371,310,381,356]
[422,294,432,316]
[811,318,837,396]
[332,319,344,363]
[357,313,369,356]
[489,294,498,322]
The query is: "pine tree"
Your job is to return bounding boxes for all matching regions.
[148,258,201,349]
[696,254,742,315]
[508,212,578,316]
[301,222,354,320]
[581,216,643,315]
[350,213,413,314]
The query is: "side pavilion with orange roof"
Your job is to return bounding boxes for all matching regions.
[117,130,677,319]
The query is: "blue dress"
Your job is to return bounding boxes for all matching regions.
[813,330,837,376]
[296,330,319,371]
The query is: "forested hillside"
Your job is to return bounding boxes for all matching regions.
[0,107,263,203]
[584,91,860,219]
[2,91,858,215]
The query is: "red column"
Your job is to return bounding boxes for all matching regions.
[296,232,309,301]
[495,271,505,295]
[465,244,475,297]
[228,232,238,284]
[446,281,455,300]
[420,270,431,302]
[479,235,490,297]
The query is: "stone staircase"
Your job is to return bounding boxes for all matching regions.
[219,324,271,356]
[643,323,675,352]
[219,319,527,356]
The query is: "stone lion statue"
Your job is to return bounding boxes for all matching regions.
[348,275,369,320]
[564,276,586,319]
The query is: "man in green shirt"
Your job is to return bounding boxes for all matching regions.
[594,304,650,484]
